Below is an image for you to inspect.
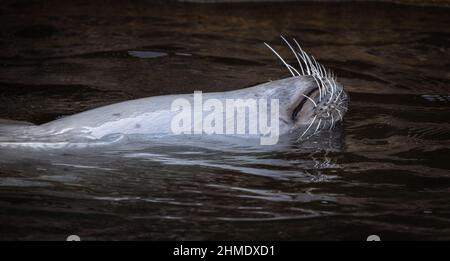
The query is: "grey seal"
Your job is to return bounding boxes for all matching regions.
[0,37,348,150]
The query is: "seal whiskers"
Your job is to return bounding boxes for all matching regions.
[265,36,349,141]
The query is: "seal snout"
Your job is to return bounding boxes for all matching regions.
[293,78,348,141]
[312,83,348,129]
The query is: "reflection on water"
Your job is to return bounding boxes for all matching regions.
[0,1,449,240]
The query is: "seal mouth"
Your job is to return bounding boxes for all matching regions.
[292,88,319,121]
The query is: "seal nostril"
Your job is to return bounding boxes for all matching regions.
[292,88,319,120]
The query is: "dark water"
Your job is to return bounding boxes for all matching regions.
[0,0,449,240]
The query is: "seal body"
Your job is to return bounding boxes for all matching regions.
[0,76,347,150]
[39,77,312,136]
[0,38,349,150]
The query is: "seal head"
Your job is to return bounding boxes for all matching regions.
[265,36,349,141]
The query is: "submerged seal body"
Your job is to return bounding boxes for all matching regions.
[0,38,348,150]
